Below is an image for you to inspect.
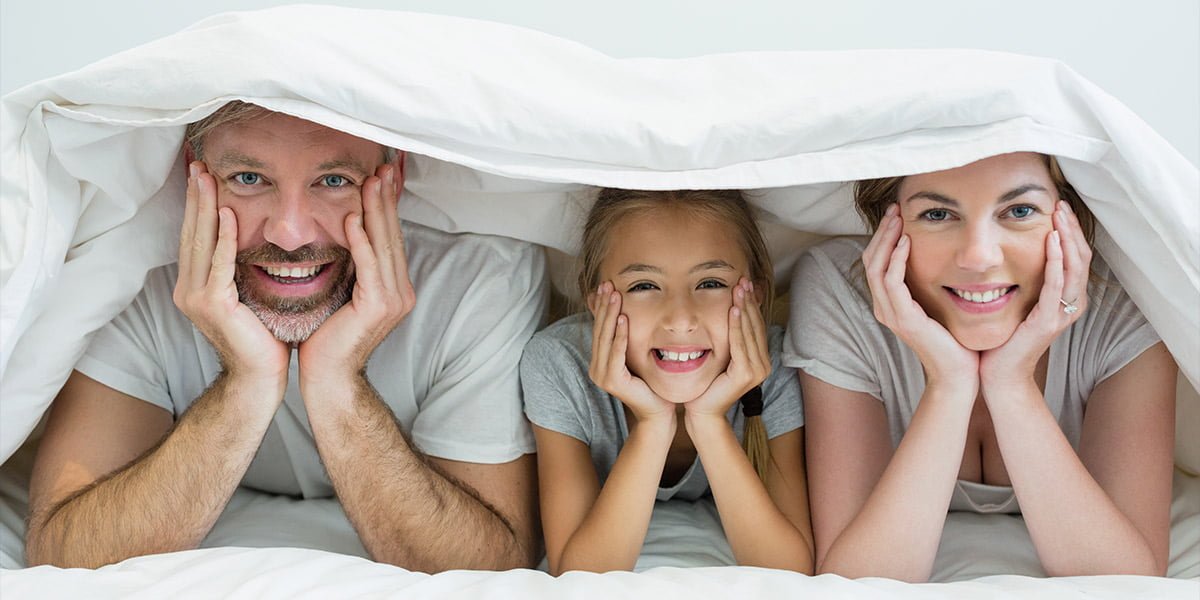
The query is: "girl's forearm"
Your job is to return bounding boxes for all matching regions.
[555,415,674,574]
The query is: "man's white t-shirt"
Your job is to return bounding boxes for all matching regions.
[77,221,547,498]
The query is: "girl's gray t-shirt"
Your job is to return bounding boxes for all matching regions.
[783,237,1161,513]
[521,313,803,502]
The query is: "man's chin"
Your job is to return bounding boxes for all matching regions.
[251,305,338,345]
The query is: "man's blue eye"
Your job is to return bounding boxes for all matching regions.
[923,209,949,221]
[233,172,261,185]
[1009,205,1035,219]
[323,175,348,187]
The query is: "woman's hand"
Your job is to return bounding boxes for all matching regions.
[864,204,978,392]
[686,278,770,419]
[980,201,1091,392]
[588,282,675,423]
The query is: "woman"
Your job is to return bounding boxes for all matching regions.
[787,152,1176,580]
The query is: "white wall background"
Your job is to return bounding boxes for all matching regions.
[2,0,1197,166]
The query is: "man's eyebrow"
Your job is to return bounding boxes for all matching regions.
[317,157,371,178]
[618,263,662,276]
[691,260,735,273]
[214,152,266,171]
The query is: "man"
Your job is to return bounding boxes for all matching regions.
[24,102,547,571]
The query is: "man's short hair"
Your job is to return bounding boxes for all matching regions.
[184,101,397,163]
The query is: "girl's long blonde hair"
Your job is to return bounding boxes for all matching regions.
[577,188,776,483]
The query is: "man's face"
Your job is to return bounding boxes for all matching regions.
[199,112,393,343]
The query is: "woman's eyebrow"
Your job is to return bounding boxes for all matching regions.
[998,183,1049,203]
[904,191,957,206]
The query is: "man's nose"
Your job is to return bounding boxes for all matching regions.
[262,187,319,252]
[956,223,1004,273]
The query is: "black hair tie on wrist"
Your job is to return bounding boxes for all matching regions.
[740,386,763,418]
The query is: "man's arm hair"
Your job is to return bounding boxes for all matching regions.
[26,370,283,568]
[305,375,540,572]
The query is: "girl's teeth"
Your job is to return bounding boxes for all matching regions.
[656,350,704,361]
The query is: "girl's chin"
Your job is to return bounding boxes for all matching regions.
[646,380,714,405]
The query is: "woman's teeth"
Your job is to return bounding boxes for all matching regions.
[655,350,704,362]
[263,265,322,279]
[951,286,1012,303]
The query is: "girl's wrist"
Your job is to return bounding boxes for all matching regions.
[682,409,732,440]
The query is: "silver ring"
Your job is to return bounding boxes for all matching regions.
[1060,297,1079,315]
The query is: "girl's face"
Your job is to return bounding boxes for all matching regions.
[596,207,753,403]
[898,152,1059,351]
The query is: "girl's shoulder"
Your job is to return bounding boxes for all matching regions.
[523,312,593,369]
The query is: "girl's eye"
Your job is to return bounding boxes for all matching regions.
[1007,205,1036,219]
[233,172,261,186]
[697,279,727,290]
[920,208,951,222]
[322,174,349,188]
[628,282,659,293]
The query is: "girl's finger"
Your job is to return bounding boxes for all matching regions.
[610,312,630,379]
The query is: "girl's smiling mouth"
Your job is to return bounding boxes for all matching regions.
[652,347,710,373]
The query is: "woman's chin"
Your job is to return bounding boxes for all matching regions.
[948,323,1017,352]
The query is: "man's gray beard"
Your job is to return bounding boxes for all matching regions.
[232,243,355,345]
[239,284,352,344]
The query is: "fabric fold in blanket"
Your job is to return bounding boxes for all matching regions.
[1,5,1197,472]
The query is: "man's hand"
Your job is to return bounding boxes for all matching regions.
[173,161,290,386]
[298,164,415,384]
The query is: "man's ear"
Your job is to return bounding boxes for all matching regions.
[394,150,406,193]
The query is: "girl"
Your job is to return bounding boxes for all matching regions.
[521,189,813,574]
[787,152,1176,580]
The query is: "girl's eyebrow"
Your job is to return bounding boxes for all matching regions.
[691,260,735,273]
[618,263,661,275]
[904,183,1049,206]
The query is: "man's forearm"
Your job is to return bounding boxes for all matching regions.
[26,374,281,568]
[305,376,534,572]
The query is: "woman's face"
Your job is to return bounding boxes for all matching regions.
[596,207,753,403]
[898,153,1060,351]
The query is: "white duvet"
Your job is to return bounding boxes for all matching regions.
[1,5,1196,598]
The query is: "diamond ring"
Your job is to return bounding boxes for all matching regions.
[1060,297,1079,315]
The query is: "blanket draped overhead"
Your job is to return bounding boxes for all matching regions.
[1,6,1196,465]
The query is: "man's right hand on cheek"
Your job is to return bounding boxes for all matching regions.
[173,161,290,391]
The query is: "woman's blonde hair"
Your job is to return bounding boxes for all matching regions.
[577,188,776,483]
[853,154,1095,244]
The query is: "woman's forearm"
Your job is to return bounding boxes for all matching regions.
[819,383,975,581]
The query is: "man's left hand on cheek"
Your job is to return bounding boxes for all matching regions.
[298,164,416,385]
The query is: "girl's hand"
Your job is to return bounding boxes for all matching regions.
[980,201,1091,392]
[864,204,978,391]
[588,282,674,422]
[686,278,770,418]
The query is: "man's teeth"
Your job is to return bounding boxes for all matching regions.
[952,286,1011,303]
[263,265,322,278]
[655,350,704,362]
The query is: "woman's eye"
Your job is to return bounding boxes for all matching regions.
[322,174,349,188]
[1008,205,1036,219]
[628,282,658,293]
[233,172,261,185]
[697,279,727,290]
[921,208,950,222]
